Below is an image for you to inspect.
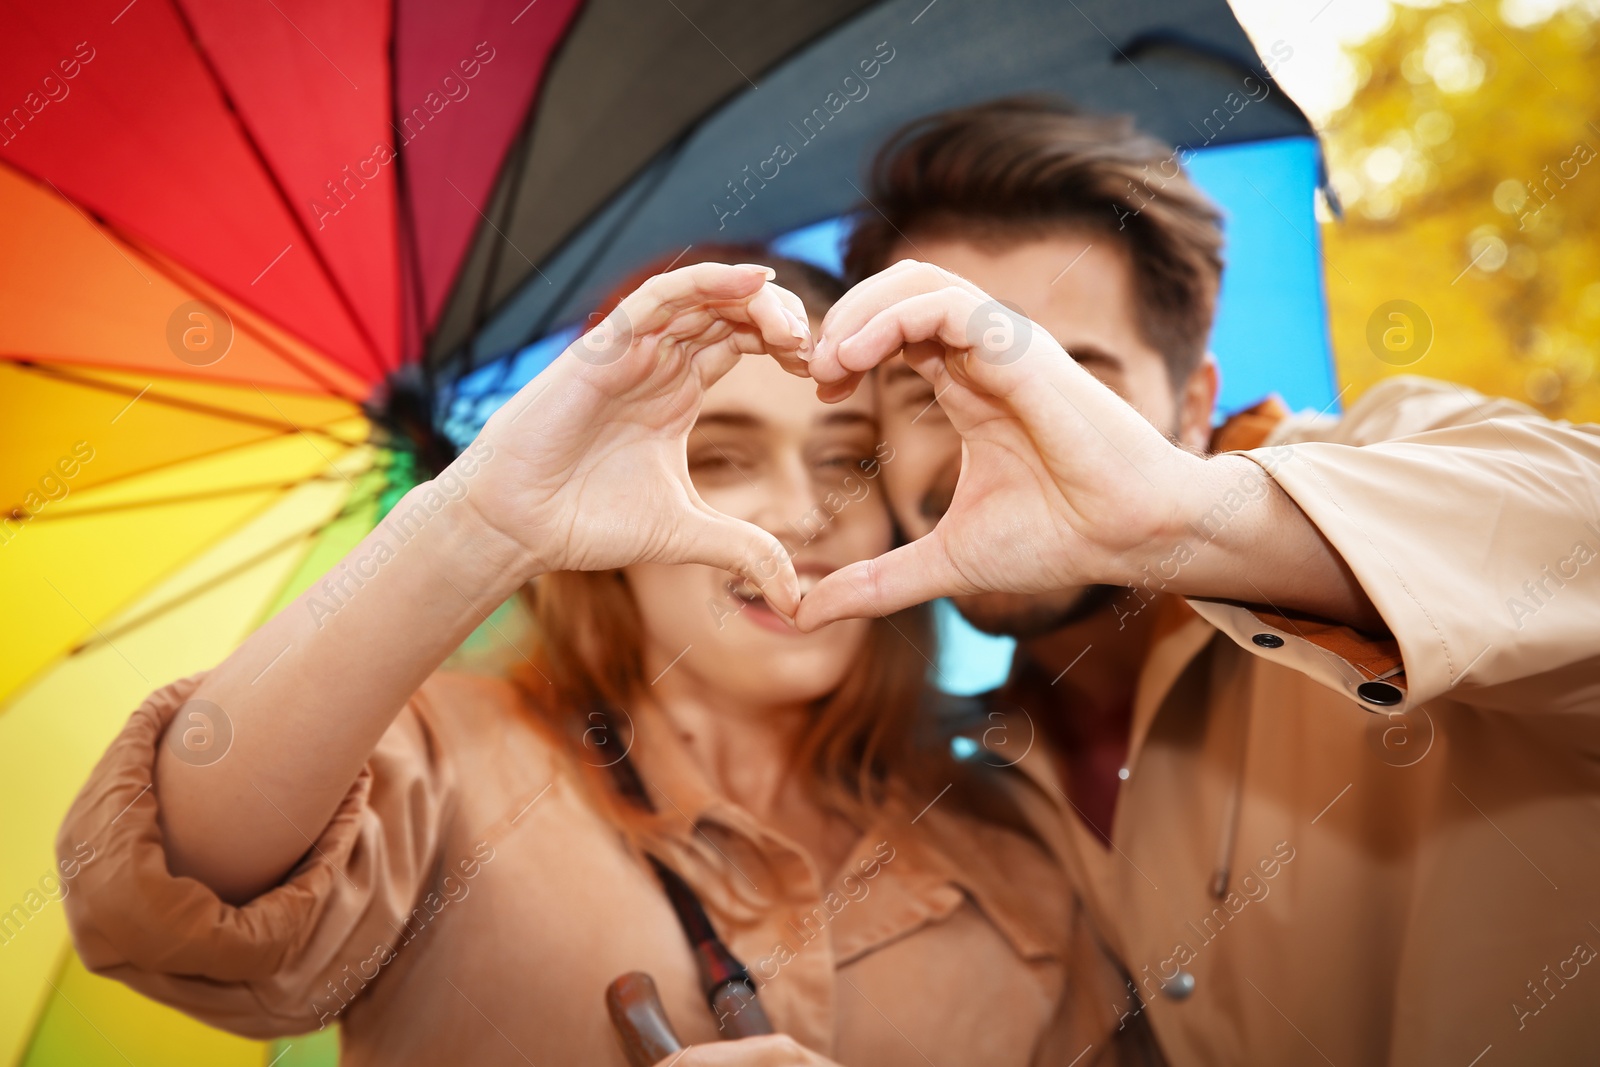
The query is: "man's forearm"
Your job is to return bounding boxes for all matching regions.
[1145,453,1386,633]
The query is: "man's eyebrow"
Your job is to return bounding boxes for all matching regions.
[883,362,926,385]
[1064,342,1128,372]
[816,411,877,430]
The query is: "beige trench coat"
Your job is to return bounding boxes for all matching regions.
[57,669,1075,1066]
[1010,376,1600,1065]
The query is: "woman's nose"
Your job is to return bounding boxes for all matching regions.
[751,457,828,554]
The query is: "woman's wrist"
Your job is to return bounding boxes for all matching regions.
[399,479,545,600]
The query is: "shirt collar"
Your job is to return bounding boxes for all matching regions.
[620,699,1067,967]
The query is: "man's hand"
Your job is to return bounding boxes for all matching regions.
[796,260,1382,633]
[465,262,813,618]
[794,260,1204,629]
[652,1035,842,1067]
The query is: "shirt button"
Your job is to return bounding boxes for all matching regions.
[1164,970,1196,1000]
[1356,681,1404,707]
[1252,633,1284,648]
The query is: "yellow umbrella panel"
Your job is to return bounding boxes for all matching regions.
[0,442,379,1067]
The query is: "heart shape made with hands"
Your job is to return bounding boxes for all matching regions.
[479,259,1199,634]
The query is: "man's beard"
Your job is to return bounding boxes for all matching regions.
[953,583,1120,640]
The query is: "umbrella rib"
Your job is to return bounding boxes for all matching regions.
[463,66,548,358]
[11,430,363,510]
[467,0,1147,392]
[417,0,574,374]
[123,233,373,402]
[13,361,363,439]
[511,133,690,358]
[64,476,385,654]
[390,17,431,368]
[430,0,868,377]
[164,1,391,382]
[474,123,542,403]
[435,132,692,384]
[0,463,378,714]
[21,471,368,522]
[0,159,372,403]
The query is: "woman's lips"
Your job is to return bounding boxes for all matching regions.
[726,573,820,635]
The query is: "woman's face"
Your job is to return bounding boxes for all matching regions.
[624,340,891,709]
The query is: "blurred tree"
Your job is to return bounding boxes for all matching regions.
[1321,0,1600,421]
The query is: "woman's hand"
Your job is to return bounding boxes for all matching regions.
[461,262,813,618]
[157,262,814,903]
[652,1036,843,1066]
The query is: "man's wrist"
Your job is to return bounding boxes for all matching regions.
[1137,452,1291,600]
[1150,452,1384,630]
[1182,454,1282,555]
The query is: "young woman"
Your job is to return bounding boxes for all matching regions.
[57,253,1072,1066]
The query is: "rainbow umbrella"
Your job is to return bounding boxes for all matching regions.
[0,0,1325,1062]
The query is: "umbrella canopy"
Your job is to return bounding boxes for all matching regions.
[0,0,1328,1062]
[436,0,1316,369]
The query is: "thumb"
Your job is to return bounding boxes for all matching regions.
[656,1034,828,1066]
[675,506,801,621]
[794,535,966,631]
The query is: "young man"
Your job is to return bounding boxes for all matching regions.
[797,98,1600,1064]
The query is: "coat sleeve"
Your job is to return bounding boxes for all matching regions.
[1187,375,1600,715]
[55,671,457,1038]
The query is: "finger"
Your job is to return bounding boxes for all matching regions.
[674,506,802,621]
[811,261,984,383]
[834,286,987,372]
[619,262,775,338]
[685,314,801,389]
[665,281,801,348]
[883,298,1141,456]
[635,298,792,392]
[671,282,811,384]
[658,313,745,385]
[701,283,811,383]
[658,1035,822,1066]
[565,264,774,379]
[794,534,969,631]
[738,280,812,361]
[811,289,1000,415]
[814,371,866,405]
[721,315,810,380]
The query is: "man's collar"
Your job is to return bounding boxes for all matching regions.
[1211,394,1292,453]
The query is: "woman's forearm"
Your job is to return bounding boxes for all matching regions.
[149,263,810,904]
[155,477,536,903]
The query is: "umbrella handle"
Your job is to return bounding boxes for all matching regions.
[607,971,684,1067]
[710,977,774,1039]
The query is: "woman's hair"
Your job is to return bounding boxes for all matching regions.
[511,244,946,835]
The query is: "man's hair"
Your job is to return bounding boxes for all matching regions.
[844,96,1225,384]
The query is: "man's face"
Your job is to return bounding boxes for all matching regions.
[876,233,1216,637]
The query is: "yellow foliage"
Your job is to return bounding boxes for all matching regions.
[1321,1,1600,421]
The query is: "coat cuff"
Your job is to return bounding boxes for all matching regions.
[56,673,376,1034]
